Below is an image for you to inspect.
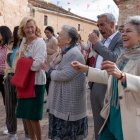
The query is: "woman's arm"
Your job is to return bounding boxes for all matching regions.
[51,53,83,82]
[71,60,108,84]
[31,40,47,71]
[87,67,108,84]
[125,73,140,94]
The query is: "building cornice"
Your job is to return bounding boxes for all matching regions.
[34,7,96,25]
[28,0,96,25]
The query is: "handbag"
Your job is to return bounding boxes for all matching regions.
[100,103,110,119]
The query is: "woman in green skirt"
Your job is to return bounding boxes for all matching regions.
[15,17,47,140]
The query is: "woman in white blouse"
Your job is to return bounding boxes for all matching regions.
[16,17,46,140]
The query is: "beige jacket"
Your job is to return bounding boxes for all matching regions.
[45,36,59,68]
[87,58,140,140]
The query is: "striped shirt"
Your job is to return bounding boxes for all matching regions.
[0,44,8,75]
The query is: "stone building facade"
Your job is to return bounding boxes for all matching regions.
[0,0,97,41]
[29,0,97,41]
[0,0,29,29]
[114,0,140,25]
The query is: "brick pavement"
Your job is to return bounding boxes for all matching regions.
[0,89,94,140]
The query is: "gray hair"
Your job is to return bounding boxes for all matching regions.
[62,25,78,46]
[125,16,140,34]
[97,13,116,24]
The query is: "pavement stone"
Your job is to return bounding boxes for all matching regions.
[0,87,94,140]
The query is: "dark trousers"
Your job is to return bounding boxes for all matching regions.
[90,83,107,140]
[4,73,28,135]
[0,74,5,105]
[45,72,51,94]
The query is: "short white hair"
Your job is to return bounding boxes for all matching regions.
[125,16,140,34]
[62,25,78,46]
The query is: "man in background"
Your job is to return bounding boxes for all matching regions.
[44,26,59,93]
[88,13,124,140]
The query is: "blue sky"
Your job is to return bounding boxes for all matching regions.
[47,0,119,22]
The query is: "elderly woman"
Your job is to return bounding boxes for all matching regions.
[71,16,140,140]
[15,17,46,140]
[46,25,88,140]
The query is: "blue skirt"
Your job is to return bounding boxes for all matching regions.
[48,113,88,140]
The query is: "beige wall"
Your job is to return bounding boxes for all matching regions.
[118,0,140,25]
[0,0,29,31]
[35,8,97,42]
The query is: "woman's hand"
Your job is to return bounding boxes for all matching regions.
[40,60,49,72]
[19,43,28,57]
[101,61,123,79]
[71,61,89,73]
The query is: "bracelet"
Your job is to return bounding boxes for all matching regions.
[117,72,125,80]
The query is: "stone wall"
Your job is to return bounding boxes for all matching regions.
[0,0,29,31]
[117,0,140,25]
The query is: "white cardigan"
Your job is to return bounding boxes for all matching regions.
[20,37,47,85]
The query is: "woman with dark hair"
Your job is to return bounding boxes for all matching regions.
[0,25,12,135]
[12,26,20,48]
[15,17,46,140]
[0,26,12,46]
[4,26,30,140]
[0,26,12,104]
[45,25,88,140]
[44,26,59,94]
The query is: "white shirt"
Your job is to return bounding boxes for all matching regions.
[95,31,118,69]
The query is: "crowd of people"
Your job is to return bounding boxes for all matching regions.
[0,12,140,140]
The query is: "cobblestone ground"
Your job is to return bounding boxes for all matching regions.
[0,88,94,140]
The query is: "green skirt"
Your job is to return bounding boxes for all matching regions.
[16,85,45,120]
